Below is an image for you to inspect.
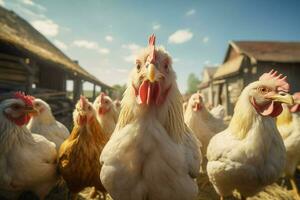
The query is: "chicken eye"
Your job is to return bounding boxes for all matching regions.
[258,87,269,94]
[136,64,141,71]
[164,64,169,73]
[88,105,92,110]
[12,104,21,110]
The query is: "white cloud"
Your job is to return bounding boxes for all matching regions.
[204,60,211,65]
[105,35,114,42]
[168,29,193,44]
[0,0,5,6]
[53,39,68,50]
[123,54,137,63]
[122,43,142,63]
[73,40,110,55]
[173,58,180,63]
[31,19,59,37]
[73,40,98,49]
[152,23,161,30]
[21,0,46,11]
[115,68,129,73]
[186,9,196,16]
[203,36,209,43]
[97,48,110,54]
[122,43,141,51]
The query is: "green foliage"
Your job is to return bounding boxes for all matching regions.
[186,73,200,94]
[110,84,127,99]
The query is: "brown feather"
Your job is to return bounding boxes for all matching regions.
[58,116,108,193]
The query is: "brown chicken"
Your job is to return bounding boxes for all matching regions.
[58,96,108,199]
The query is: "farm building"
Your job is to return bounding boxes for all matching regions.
[0,6,111,127]
[212,41,300,116]
[198,66,218,108]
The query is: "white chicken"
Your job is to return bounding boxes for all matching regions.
[27,98,69,150]
[207,70,294,199]
[100,34,201,200]
[184,92,227,156]
[93,92,118,136]
[0,92,58,199]
[113,99,121,115]
[210,104,226,120]
[276,92,300,196]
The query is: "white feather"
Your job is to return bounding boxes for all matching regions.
[27,99,69,150]
[0,100,58,199]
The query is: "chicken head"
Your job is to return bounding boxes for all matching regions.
[188,92,204,112]
[2,92,36,126]
[73,95,95,126]
[93,92,114,115]
[248,70,294,117]
[131,34,174,107]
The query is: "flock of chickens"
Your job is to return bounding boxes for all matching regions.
[0,34,300,200]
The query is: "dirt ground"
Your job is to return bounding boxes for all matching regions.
[1,170,299,200]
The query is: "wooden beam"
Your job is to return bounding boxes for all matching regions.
[92,84,96,100]
[73,78,82,103]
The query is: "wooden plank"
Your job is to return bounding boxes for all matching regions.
[0,61,24,70]
[0,73,27,82]
[0,68,27,75]
[34,91,67,98]
[0,53,24,62]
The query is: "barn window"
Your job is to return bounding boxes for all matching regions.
[83,81,94,98]
[66,80,74,99]
[252,66,257,74]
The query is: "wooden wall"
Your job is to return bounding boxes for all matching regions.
[38,64,66,91]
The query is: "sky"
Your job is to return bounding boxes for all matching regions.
[1,0,300,92]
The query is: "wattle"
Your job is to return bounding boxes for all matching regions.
[99,107,109,115]
[138,80,161,105]
[252,98,283,117]
[11,114,31,126]
[290,104,300,113]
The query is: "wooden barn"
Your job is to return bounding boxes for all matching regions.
[198,66,218,108]
[213,41,300,116]
[0,6,111,128]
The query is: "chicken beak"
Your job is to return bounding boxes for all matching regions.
[294,99,300,105]
[268,92,294,106]
[23,106,38,114]
[147,63,156,83]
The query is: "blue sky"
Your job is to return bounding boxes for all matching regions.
[1,0,300,92]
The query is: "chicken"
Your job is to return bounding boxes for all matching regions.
[27,98,70,150]
[58,95,108,199]
[210,104,225,120]
[184,92,227,156]
[114,99,121,115]
[0,92,58,199]
[100,34,201,200]
[93,92,118,136]
[183,101,188,113]
[207,70,294,199]
[276,92,300,196]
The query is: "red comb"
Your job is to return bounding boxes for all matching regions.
[147,34,156,64]
[98,92,106,103]
[14,92,34,106]
[259,69,290,92]
[80,95,88,107]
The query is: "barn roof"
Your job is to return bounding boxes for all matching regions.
[0,6,110,88]
[214,55,244,79]
[204,66,218,78]
[226,41,300,63]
